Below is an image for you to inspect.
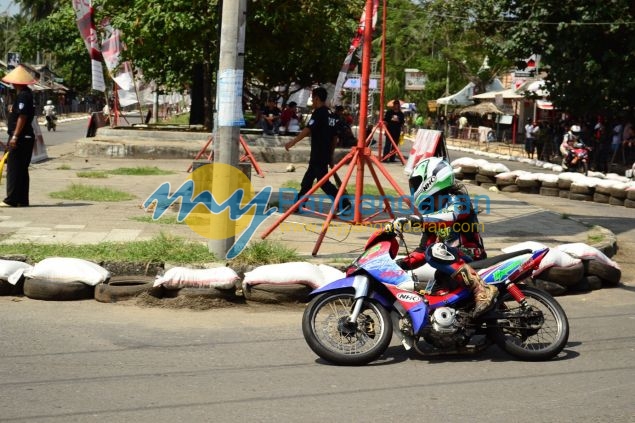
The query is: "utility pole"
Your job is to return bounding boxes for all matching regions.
[208,0,247,258]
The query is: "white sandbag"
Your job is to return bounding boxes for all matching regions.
[517,173,539,181]
[605,173,630,183]
[536,173,559,184]
[24,257,110,286]
[482,162,510,174]
[537,249,581,271]
[318,264,346,285]
[243,262,325,289]
[502,241,549,254]
[556,243,620,270]
[474,158,490,169]
[552,165,563,173]
[587,171,605,179]
[450,157,478,168]
[0,259,33,285]
[502,242,578,272]
[154,266,239,289]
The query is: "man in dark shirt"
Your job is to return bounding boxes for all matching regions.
[383,100,404,162]
[1,65,36,207]
[284,87,352,215]
[260,98,281,135]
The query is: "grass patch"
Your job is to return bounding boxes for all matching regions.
[108,166,175,176]
[56,164,71,170]
[282,180,400,197]
[131,215,184,225]
[76,171,109,178]
[50,183,135,202]
[161,113,190,125]
[0,233,213,264]
[228,240,299,267]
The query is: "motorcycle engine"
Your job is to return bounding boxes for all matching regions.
[422,307,468,349]
[430,307,458,333]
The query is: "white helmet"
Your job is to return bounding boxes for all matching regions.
[46,100,53,105]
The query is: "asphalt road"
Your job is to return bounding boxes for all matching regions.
[0,288,634,423]
[0,124,632,422]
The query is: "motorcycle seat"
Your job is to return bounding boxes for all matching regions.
[469,249,533,270]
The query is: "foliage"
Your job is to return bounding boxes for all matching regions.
[0,232,213,263]
[15,5,92,92]
[108,166,175,176]
[468,0,635,118]
[11,0,635,122]
[49,183,135,201]
[228,240,299,267]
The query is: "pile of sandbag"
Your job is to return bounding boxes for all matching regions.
[502,241,621,295]
[449,155,635,207]
[19,257,111,301]
[242,262,345,303]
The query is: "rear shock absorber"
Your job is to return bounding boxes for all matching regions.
[505,280,528,307]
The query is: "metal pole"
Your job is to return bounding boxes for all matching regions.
[208,0,246,258]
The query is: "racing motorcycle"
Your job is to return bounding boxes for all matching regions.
[562,142,590,175]
[302,227,569,365]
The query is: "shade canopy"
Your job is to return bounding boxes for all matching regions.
[459,102,505,115]
[471,88,524,100]
[436,82,475,106]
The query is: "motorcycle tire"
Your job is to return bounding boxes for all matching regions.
[302,292,392,365]
[487,286,569,361]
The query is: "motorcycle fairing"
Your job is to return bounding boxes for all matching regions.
[309,276,429,334]
[478,248,548,283]
[384,285,428,334]
[425,286,472,308]
[309,276,393,309]
[354,241,413,287]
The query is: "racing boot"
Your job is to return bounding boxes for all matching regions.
[452,264,498,318]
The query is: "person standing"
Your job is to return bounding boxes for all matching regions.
[1,65,36,208]
[524,118,539,159]
[382,100,404,162]
[284,87,352,215]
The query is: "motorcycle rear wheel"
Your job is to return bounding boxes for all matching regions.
[487,286,569,361]
[302,292,392,365]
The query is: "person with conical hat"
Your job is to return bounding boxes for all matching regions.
[1,65,36,207]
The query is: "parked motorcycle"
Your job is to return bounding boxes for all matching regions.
[45,115,57,132]
[302,228,569,365]
[562,142,590,175]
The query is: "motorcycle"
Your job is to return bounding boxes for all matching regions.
[302,227,569,365]
[562,142,590,175]
[45,115,57,132]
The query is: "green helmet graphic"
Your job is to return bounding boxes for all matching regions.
[409,157,454,211]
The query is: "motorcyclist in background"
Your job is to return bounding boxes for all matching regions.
[560,124,581,169]
[43,100,56,129]
[390,157,497,317]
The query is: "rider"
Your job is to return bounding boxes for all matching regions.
[389,157,497,317]
[43,100,56,124]
[560,124,581,169]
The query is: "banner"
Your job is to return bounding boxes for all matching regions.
[101,20,135,91]
[404,129,443,175]
[331,1,378,107]
[72,0,105,91]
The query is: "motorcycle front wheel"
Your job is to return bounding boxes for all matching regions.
[302,292,392,365]
[487,286,569,361]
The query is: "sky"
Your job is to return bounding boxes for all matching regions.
[0,0,19,16]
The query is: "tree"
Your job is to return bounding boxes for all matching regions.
[469,0,635,118]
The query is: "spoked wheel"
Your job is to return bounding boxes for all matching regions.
[487,286,569,361]
[302,292,392,365]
